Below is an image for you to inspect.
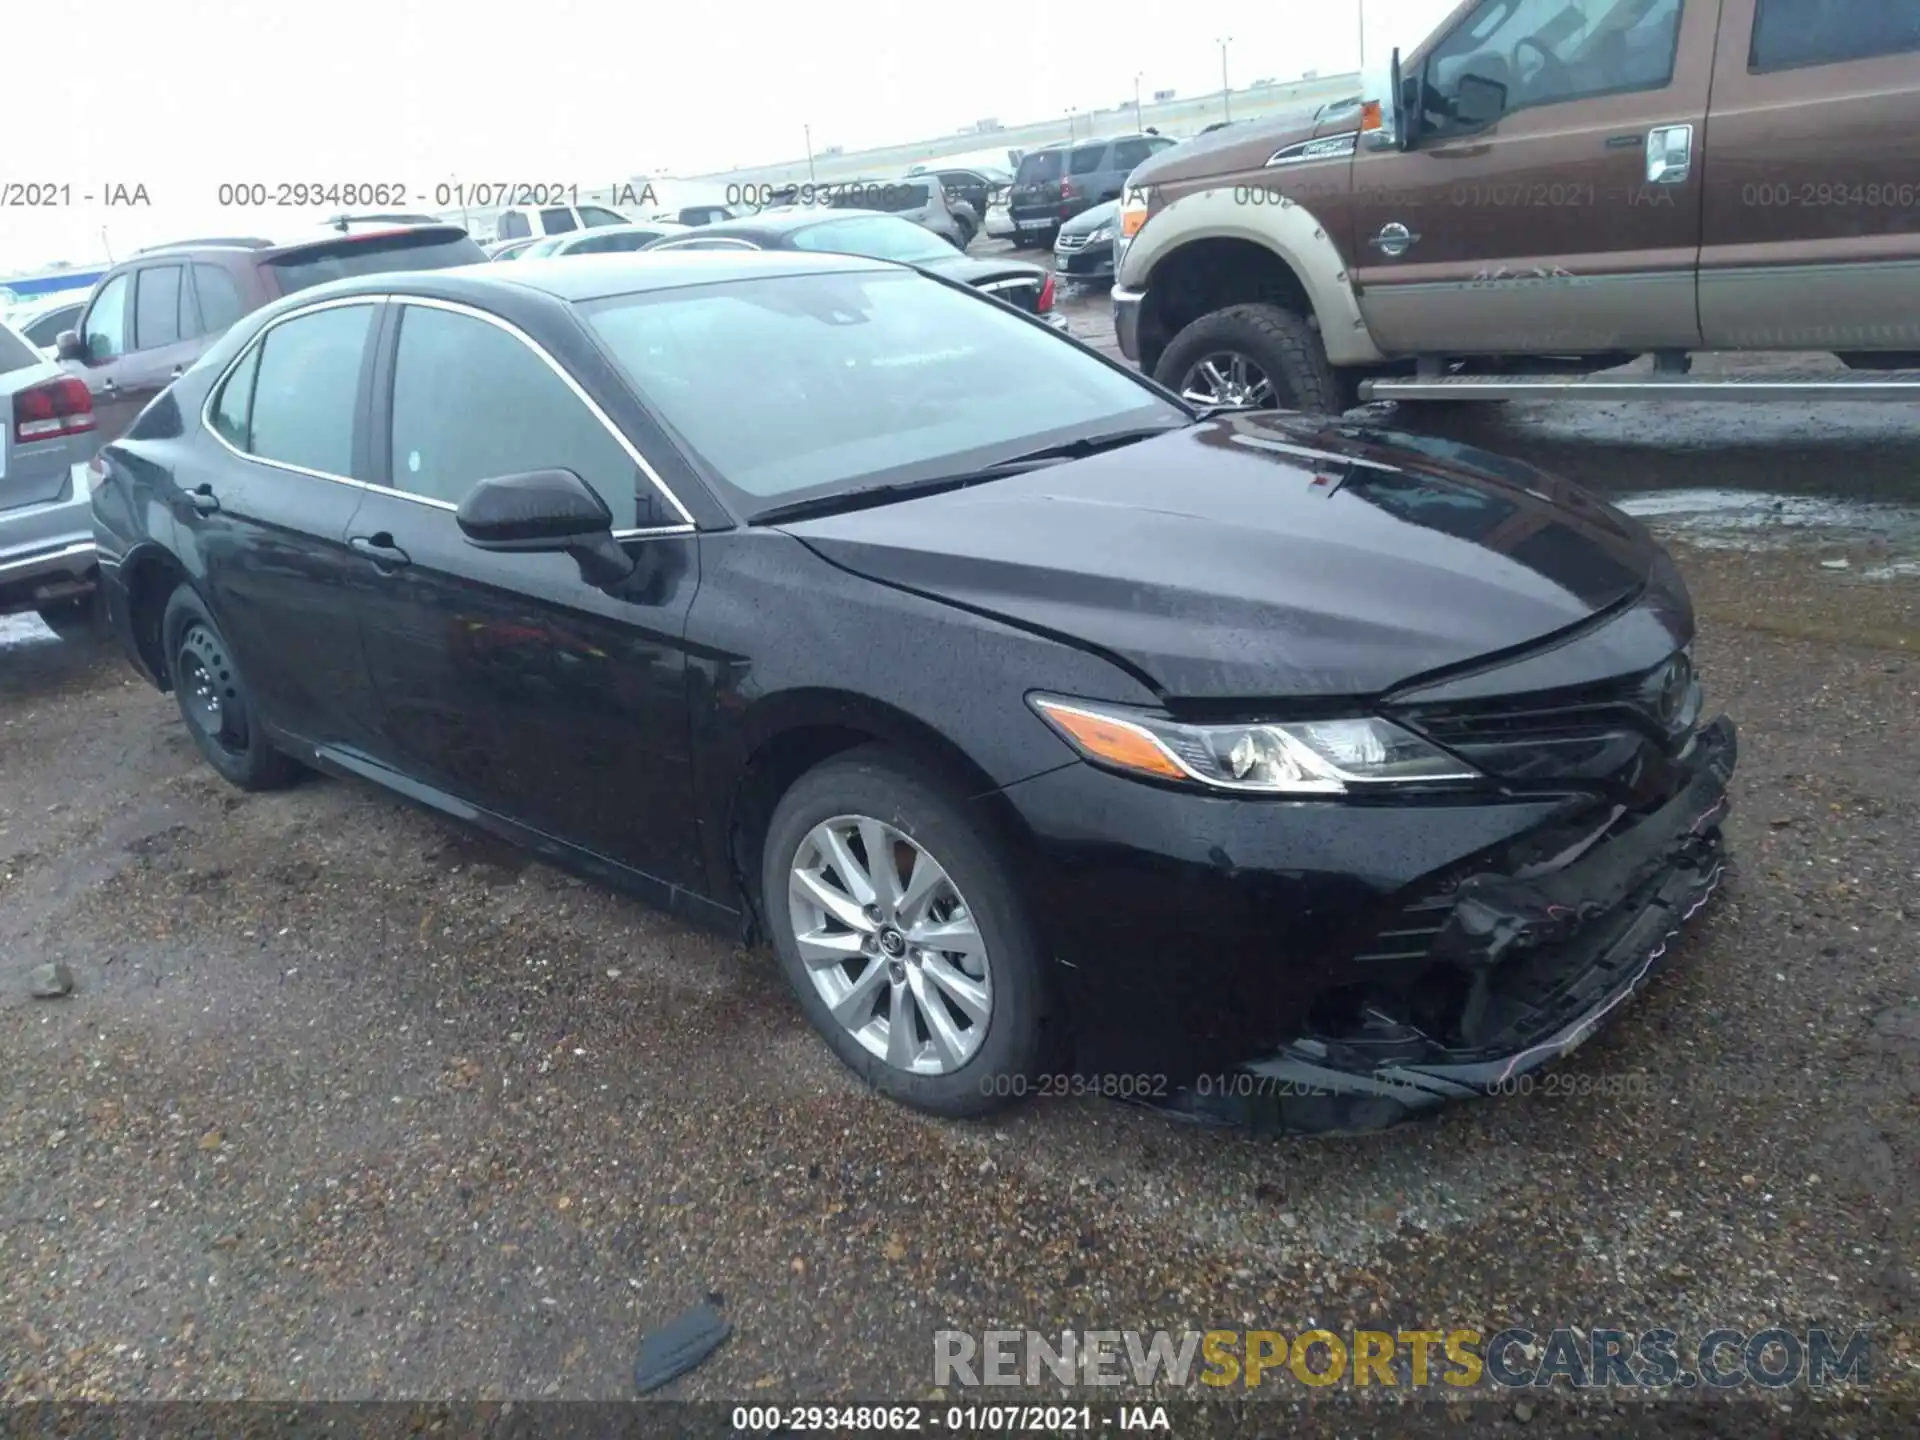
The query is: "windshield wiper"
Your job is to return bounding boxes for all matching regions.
[750,424,1187,526]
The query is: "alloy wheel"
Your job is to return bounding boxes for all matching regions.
[787,814,992,1075]
[176,624,249,755]
[1178,350,1277,409]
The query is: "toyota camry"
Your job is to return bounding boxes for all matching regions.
[89,251,1735,1132]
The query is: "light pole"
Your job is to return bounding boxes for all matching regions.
[1134,72,1145,132]
[1065,106,1079,141]
[804,124,817,186]
[1217,36,1233,122]
[1357,0,1367,68]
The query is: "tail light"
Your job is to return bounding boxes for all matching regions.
[13,376,95,445]
[1060,179,1076,202]
[1037,272,1056,314]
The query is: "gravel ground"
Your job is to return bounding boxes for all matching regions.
[1,288,1916,1434]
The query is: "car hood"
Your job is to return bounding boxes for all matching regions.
[1060,202,1120,237]
[1132,102,1345,188]
[780,412,1659,700]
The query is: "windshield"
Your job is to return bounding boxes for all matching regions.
[790,216,955,265]
[267,230,488,293]
[583,269,1180,516]
[521,236,568,259]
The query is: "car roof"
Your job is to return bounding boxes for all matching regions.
[272,248,894,308]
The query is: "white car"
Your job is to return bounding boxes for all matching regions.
[515,222,693,259]
[491,202,633,244]
[984,200,1014,240]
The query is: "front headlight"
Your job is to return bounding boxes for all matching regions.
[1084,225,1114,243]
[1030,696,1479,794]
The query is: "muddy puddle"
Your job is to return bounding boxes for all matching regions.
[1615,488,1920,576]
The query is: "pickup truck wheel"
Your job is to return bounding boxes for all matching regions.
[1154,303,1353,413]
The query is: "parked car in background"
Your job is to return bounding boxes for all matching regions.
[1053,200,1119,288]
[643,210,1062,327]
[55,224,487,444]
[824,176,973,249]
[916,167,1011,230]
[9,297,88,355]
[92,251,1735,1129]
[486,238,542,261]
[984,196,1015,240]
[1008,134,1181,246]
[1114,0,1920,411]
[492,202,632,242]
[519,222,692,259]
[1,319,102,639]
[646,203,742,227]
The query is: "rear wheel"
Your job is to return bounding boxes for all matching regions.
[760,746,1049,1117]
[162,586,300,791]
[1153,302,1356,414]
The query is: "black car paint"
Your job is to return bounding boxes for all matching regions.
[1054,201,1119,284]
[93,256,1733,1129]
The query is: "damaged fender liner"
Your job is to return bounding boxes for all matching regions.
[1151,715,1738,1135]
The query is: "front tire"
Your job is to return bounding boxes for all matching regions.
[760,746,1049,1118]
[1153,302,1355,413]
[162,586,300,791]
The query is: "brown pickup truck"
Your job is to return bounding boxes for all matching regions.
[1112,0,1920,409]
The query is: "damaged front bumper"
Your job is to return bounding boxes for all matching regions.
[1152,715,1738,1135]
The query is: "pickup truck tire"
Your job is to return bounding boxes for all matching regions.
[1152,304,1353,414]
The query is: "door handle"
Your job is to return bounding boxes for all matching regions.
[169,366,184,379]
[350,534,411,569]
[1646,123,1694,184]
[187,483,219,515]
[100,378,118,393]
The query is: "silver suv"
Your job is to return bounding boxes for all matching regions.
[0,320,102,639]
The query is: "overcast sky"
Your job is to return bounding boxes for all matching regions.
[2,0,1456,273]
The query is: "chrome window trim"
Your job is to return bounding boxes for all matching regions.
[198,295,386,493]
[197,292,698,538]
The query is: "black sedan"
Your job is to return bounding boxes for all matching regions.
[91,252,1735,1131]
[1053,200,1118,287]
[642,209,1064,331]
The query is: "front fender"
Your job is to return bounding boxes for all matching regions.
[1120,186,1385,366]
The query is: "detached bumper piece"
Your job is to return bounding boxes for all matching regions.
[1158,716,1737,1135]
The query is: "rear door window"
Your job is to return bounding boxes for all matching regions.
[539,207,578,234]
[1750,0,1920,69]
[1109,138,1153,170]
[133,265,185,350]
[82,273,133,360]
[244,303,376,476]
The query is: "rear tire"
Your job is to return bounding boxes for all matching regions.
[1153,302,1356,413]
[161,586,301,791]
[760,745,1050,1118]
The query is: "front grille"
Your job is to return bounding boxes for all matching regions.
[1393,654,1700,788]
[1055,232,1091,252]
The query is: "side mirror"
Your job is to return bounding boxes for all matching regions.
[1453,72,1508,129]
[56,330,87,362]
[456,468,636,588]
